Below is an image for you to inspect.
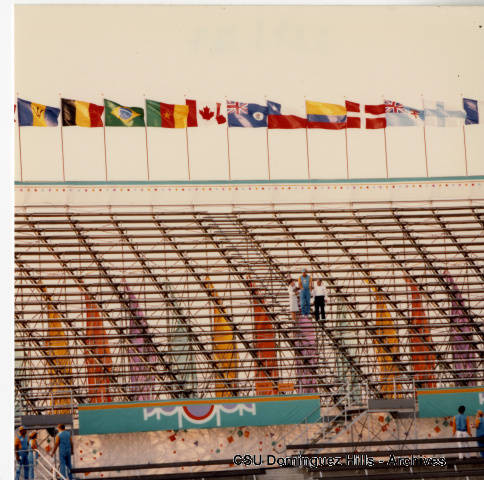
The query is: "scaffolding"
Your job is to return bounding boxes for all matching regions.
[14,200,484,415]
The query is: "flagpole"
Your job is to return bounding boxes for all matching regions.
[304,96,310,180]
[383,127,389,179]
[344,127,349,180]
[344,97,349,179]
[185,126,191,181]
[143,94,150,181]
[421,95,429,177]
[305,126,310,180]
[225,98,231,180]
[461,94,469,176]
[59,93,66,182]
[382,95,388,179]
[266,126,271,181]
[16,96,23,182]
[226,123,232,181]
[101,94,108,181]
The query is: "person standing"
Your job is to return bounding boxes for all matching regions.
[453,405,472,459]
[298,269,312,317]
[27,431,38,480]
[15,426,30,480]
[313,278,328,325]
[476,410,484,458]
[51,424,74,480]
[287,279,299,322]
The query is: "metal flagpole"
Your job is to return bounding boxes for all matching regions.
[305,126,310,180]
[266,125,271,181]
[383,127,389,179]
[226,123,232,181]
[15,97,23,182]
[143,94,150,181]
[421,95,429,177]
[225,98,232,181]
[59,93,66,182]
[185,126,191,181]
[382,95,389,178]
[344,97,349,179]
[461,94,469,176]
[344,126,349,180]
[101,94,108,181]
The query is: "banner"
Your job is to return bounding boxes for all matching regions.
[78,394,320,435]
[85,295,112,403]
[406,279,436,388]
[249,281,278,396]
[418,386,484,418]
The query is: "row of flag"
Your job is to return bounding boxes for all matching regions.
[16,97,480,129]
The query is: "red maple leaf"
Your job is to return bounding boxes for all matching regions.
[199,106,214,120]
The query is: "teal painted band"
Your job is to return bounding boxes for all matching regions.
[14,175,484,187]
[417,387,484,418]
[78,395,321,435]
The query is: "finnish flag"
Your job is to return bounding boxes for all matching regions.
[424,100,466,127]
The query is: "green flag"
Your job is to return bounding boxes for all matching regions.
[104,99,145,127]
[146,99,162,127]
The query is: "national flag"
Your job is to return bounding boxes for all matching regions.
[185,99,227,127]
[61,98,104,127]
[424,100,466,127]
[306,101,347,129]
[463,98,479,125]
[17,98,60,127]
[227,101,268,128]
[385,100,424,127]
[267,101,307,129]
[346,101,386,129]
[146,99,189,128]
[104,99,144,127]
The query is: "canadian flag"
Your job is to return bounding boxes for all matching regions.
[346,101,386,129]
[186,99,227,127]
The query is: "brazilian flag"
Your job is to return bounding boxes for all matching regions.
[104,99,145,127]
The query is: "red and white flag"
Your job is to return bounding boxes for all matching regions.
[345,101,386,129]
[186,99,227,127]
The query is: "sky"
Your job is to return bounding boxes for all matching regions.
[14,4,484,182]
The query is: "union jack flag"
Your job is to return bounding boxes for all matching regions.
[384,100,405,113]
[227,101,248,115]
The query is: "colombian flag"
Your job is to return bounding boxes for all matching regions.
[62,99,104,127]
[146,99,189,128]
[306,101,347,129]
[104,99,144,127]
[17,98,60,126]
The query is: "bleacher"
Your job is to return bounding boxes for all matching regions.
[14,200,484,479]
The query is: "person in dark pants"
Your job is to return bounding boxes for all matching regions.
[15,426,30,480]
[51,424,74,480]
[313,278,327,324]
[476,410,484,458]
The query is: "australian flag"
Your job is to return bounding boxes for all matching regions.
[227,100,268,127]
[463,98,479,125]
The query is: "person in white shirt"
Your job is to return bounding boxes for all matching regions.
[287,279,299,322]
[313,278,327,324]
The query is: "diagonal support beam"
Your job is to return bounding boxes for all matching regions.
[67,215,188,397]
[154,215,279,393]
[111,215,237,397]
[393,212,484,350]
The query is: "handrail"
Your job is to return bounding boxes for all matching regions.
[17,448,69,480]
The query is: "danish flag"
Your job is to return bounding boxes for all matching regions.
[346,101,386,129]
